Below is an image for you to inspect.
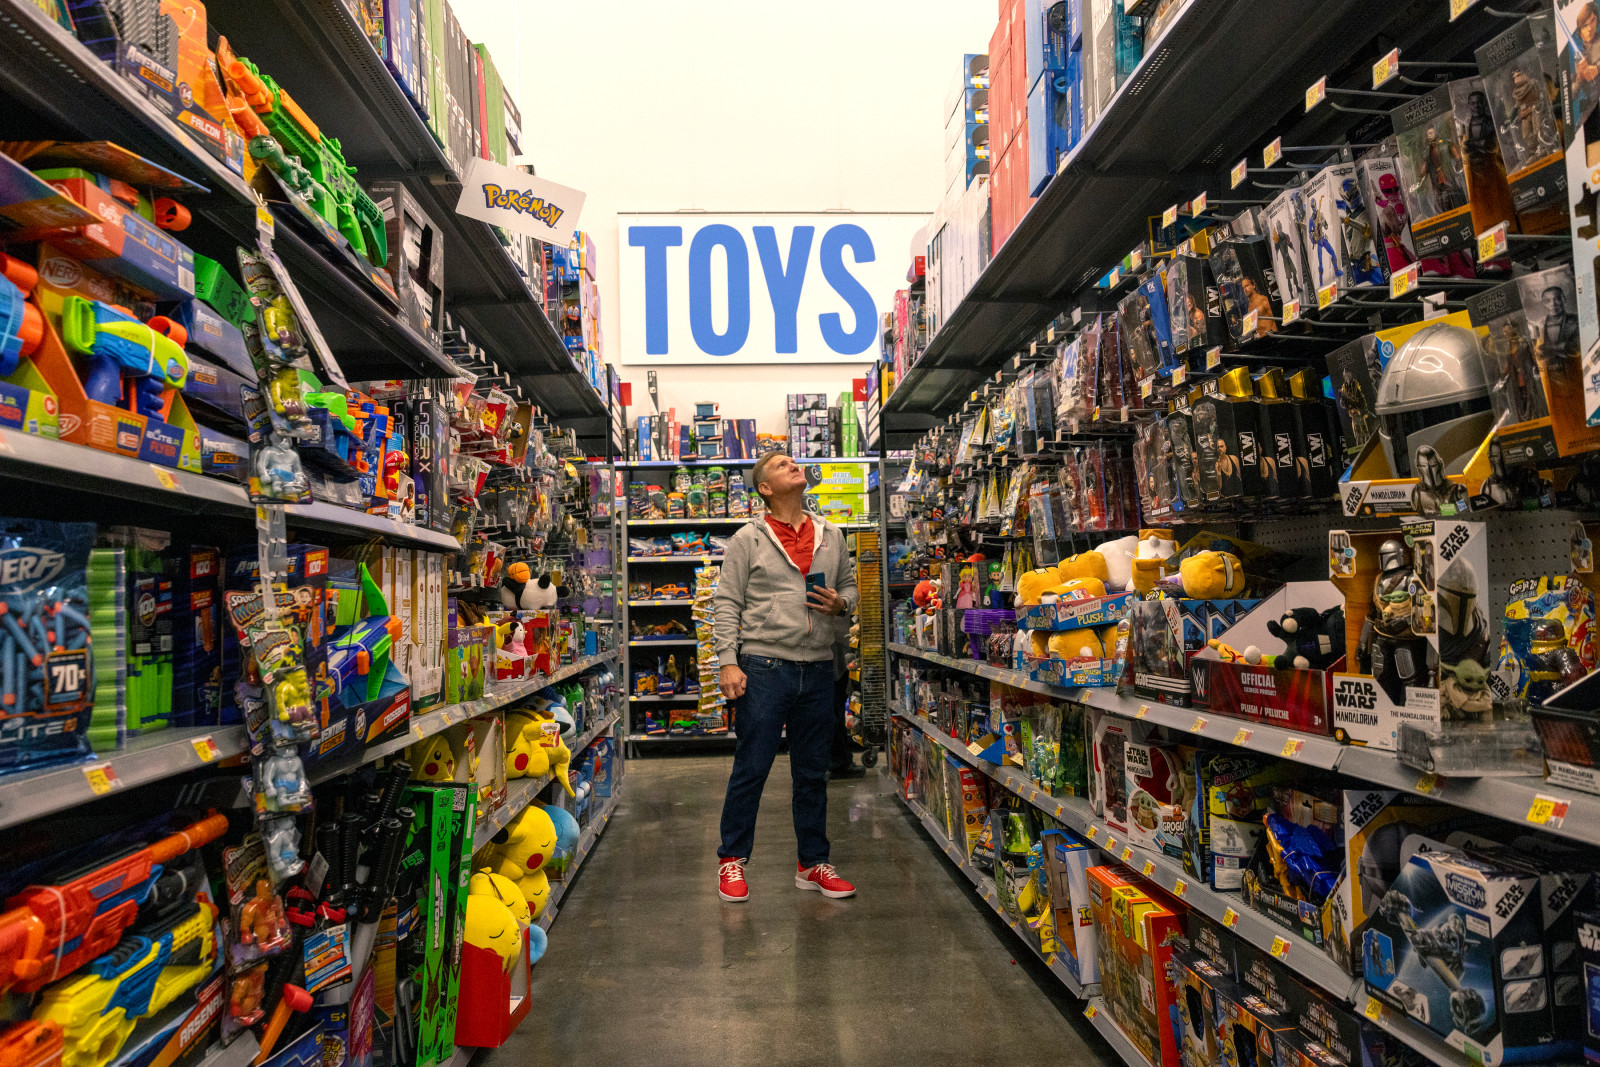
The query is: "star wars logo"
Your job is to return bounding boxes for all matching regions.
[1348,791,1388,829]
[1578,921,1600,953]
[1334,678,1378,710]
[1495,880,1526,920]
[1447,872,1488,910]
[1344,483,1365,513]
[1438,525,1470,562]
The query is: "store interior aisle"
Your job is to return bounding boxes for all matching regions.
[484,754,1105,1066]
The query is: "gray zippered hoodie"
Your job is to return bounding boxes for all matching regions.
[712,516,858,665]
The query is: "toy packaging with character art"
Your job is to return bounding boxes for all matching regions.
[1475,16,1568,234]
[1119,283,1164,380]
[1264,187,1315,309]
[1554,0,1600,428]
[1209,213,1283,345]
[1356,140,1426,281]
[1041,829,1101,985]
[1326,336,1384,465]
[1448,77,1519,272]
[1122,739,1194,856]
[1166,252,1224,356]
[1389,85,1480,275]
[1303,161,1374,293]
[1086,864,1186,1067]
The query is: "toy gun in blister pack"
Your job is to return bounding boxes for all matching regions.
[214,38,387,268]
[33,897,219,1067]
[0,813,227,996]
[58,297,189,417]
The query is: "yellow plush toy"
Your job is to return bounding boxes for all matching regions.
[1030,631,1050,657]
[1047,628,1104,661]
[1016,566,1061,606]
[504,712,552,779]
[1132,530,1178,594]
[464,870,526,969]
[484,804,558,916]
[1042,576,1106,602]
[525,709,576,797]
[1057,551,1110,585]
[409,735,456,782]
[1180,551,1246,599]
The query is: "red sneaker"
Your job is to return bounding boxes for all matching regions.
[717,858,749,902]
[795,862,855,898]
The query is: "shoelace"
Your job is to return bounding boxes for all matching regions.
[807,863,841,882]
[719,860,746,883]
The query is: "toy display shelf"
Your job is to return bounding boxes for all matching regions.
[535,789,620,933]
[627,694,699,703]
[621,457,875,468]
[879,0,1496,422]
[471,711,620,851]
[628,518,753,527]
[627,638,696,647]
[627,556,726,563]
[0,427,460,553]
[888,642,1600,846]
[627,598,694,606]
[898,791,1093,999]
[196,0,608,423]
[313,651,619,784]
[895,710,1365,1006]
[625,732,736,742]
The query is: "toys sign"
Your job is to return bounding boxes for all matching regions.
[619,212,927,365]
[454,157,586,243]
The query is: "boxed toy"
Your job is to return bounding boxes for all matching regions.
[1089,707,1141,834]
[1041,829,1100,985]
[1240,779,1345,946]
[1213,977,1299,1067]
[1088,865,1185,1067]
[1187,751,1294,891]
[1176,950,1234,1067]
[1123,738,1193,856]
[1236,937,1363,1065]
[1363,848,1571,1065]
[1130,596,1209,707]
[1326,336,1384,465]
[1264,185,1315,309]
[1475,15,1566,235]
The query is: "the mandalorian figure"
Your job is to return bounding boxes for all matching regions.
[1409,445,1469,516]
[1435,556,1490,669]
[1358,538,1437,704]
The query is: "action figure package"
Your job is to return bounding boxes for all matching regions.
[1289,367,1344,500]
[1185,751,1295,892]
[1122,739,1193,856]
[1211,968,1299,1067]
[1493,573,1597,703]
[1389,85,1481,274]
[1040,829,1101,985]
[1467,264,1600,464]
[1355,141,1425,281]
[1256,369,1309,501]
[1451,77,1520,268]
[1175,951,1234,1067]
[1194,370,1268,503]
[1129,596,1207,707]
[1132,415,1175,522]
[1554,0,1600,429]
[1088,707,1143,830]
[1316,161,1387,288]
[1236,938,1364,1067]
[1210,217,1282,345]
[1476,16,1567,234]
[1118,282,1165,380]
[1326,336,1384,464]
[1302,162,1366,296]
[1265,186,1315,309]
[1362,849,1572,1065]
[1165,407,1202,516]
[1165,253,1222,355]
[1139,269,1177,375]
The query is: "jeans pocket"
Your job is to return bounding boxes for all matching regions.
[740,654,779,672]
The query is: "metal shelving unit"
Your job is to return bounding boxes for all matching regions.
[534,789,620,932]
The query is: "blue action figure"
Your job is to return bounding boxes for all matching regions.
[1310,195,1343,287]
[1338,179,1386,286]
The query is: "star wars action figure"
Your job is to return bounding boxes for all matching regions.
[1532,285,1579,373]
[1358,538,1437,704]
[1487,320,1548,424]
[1409,445,1470,516]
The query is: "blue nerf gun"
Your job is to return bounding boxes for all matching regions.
[58,297,188,417]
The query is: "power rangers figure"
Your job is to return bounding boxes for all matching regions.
[1358,538,1436,704]
[1374,172,1418,273]
[1310,195,1343,286]
[1338,178,1385,286]
[1409,445,1468,517]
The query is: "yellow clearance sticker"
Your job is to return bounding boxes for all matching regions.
[1373,48,1399,88]
[1120,846,1134,863]
[1283,300,1300,325]
[1142,859,1155,877]
[1390,262,1418,298]
[1206,347,1222,370]
[1243,309,1259,335]
[1527,793,1571,829]
[1192,192,1207,214]
[1306,77,1327,112]
[151,465,179,491]
[1173,878,1188,898]
[1263,137,1282,168]
[1281,738,1304,758]
[83,762,120,794]
[1190,716,1208,733]
[1232,727,1253,746]
[1477,222,1507,263]
[1450,0,1478,19]
[1270,936,1291,959]
[1222,907,1240,928]
[1163,204,1178,229]
[1318,282,1338,309]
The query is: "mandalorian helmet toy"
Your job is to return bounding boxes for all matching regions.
[1376,322,1494,478]
[1436,556,1489,667]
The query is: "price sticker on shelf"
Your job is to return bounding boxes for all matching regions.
[1046,953,1058,966]
[1390,261,1419,298]
[1282,299,1300,325]
[83,762,121,795]
[1163,204,1179,229]
[1104,836,1118,852]
[1140,377,1154,399]
[1192,192,1208,215]
[1270,936,1291,960]
[411,722,426,740]
[1085,1004,1099,1020]
[1190,716,1208,733]
[1318,282,1338,310]
[1129,247,1144,272]
[1305,76,1327,112]
[1107,266,1122,288]
[1477,222,1507,263]
[1087,826,1100,839]
[1243,309,1259,335]
[1231,727,1253,746]
[1121,846,1134,863]
[1137,705,1150,719]
[1263,137,1283,168]
[1172,365,1188,386]
[1231,159,1248,188]
[1449,0,1480,20]
[1363,997,1387,1022]
[1222,907,1240,929]
[1415,773,1441,796]
[967,742,984,756]
[150,465,179,491]
[1281,738,1304,758]
[1173,878,1188,898]
[1206,347,1222,371]
[190,736,220,763]
[1055,803,1065,817]
[1142,859,1156,877]
[1526,793,1571,830]
[1373,48,1399,88]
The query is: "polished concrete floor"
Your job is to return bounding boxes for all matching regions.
[482,754,1111,1066]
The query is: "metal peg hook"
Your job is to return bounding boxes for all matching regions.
[1330,101,1392,116]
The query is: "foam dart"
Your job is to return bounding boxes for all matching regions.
[151,199,189,231]
[249,984,310,1066]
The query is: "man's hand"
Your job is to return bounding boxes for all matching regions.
[719,663,747,700]
[807,585,847,616]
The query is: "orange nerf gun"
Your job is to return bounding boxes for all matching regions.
[0,1021,62,1067]
[0,813,227,995]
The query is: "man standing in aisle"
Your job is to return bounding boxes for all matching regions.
[713,451,859,902]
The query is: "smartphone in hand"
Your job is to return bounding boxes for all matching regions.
[805,572,826,606]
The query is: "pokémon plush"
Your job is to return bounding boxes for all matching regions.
[484,804,557,917]
[409,735,456,782]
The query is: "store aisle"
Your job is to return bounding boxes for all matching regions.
[484,754,1106,1066]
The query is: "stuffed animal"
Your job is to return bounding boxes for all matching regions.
[1132,530,1178,593]
[912,578,942,609]
[1042,576,1106,603]
[1016,566,1061,606]
[1097,535,1138,591]
[1030,631,1051,658]
[1178,551,1246,599]
[484,804,558,917]
[409,735,456,782]
[1048,628,1104,661]
[464,870,526,969]
[1261,605,1346,670]
[522,707,575,797]
[500,561,566,611]
[504,712,552,779]
[1057,551,1110,586]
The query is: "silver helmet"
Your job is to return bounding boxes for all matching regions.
[1376,322,1493,478]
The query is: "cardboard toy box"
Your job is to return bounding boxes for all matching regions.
[1123,738,1193,857]
[1176,950,1234,1067]
[1130,596,1210,707]
[1016,590,1136,631]
[1363,849,1569,1065]
[1187,751,1294,892]
[1236,936,1363,1066]
[1041,829,1099,985]
[1087,865,1185,1067]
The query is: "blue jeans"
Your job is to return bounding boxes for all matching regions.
[718,654,834,867]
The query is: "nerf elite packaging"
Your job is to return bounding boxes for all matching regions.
[1475,15,1566,236]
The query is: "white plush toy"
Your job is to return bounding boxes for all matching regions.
[1095,535,1138,592]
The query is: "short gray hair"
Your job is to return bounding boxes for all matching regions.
[751,451,790,501]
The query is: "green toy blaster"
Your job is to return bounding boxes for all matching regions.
[326,563,401,707]
[59,297,188,418]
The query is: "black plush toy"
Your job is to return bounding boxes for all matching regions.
[500,561,567,610]
[1265,605,1346,670]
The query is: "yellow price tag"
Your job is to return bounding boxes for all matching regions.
[1270,936,1291,960]
[1263,137,1283,168]
[1137,705,1150,719]
[1104,837,1117,852]
[411,722,425,740]
[1173,878,1188,898]
[1172,365,1187,386]
[1282,299,1300,325]
[1085,1004,1099,1020]
[1232,727,1254,746]
[1192,192,1208,215]
[1364,997,1386,1021]
[1130,248,1144,272]
[1055,803,1065,817]
[1140,377,1154,399]
[1163,204,1179,229]
[1449,0,1479,19]
[1231,159,1248,188]
[1190,716,1208,733]
[1222,907,1240,929]
[1526,793,1571,829]
[1206,347,1222,371]
[151,465,179,491]
[255,201,276,239]
[1142,859,1156,877]
[1318,282,1338,309]
[1477,222,1507,263]
[190,736,220,762]
[967,742,984,756]
[1108,266,1122,288]
[1390,262,1418,298]
[1373,48,1399,89]
[1243,309,1259,335]
[1306,76,1327,112]
[83,762,120,795]
[1416,773,1440,795]
[1121,846,1134,862]
[1281,738,1304,758]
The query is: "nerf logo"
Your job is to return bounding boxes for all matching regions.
[1446,872,1487,909]
[480,184,565,226]
[0,547,66,591]
[1334,678,1377,710]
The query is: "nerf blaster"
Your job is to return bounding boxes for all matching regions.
[0,1021,62,1067]
[324,564,400,707]
[58,297,189,417]
[0,813,226,996]
[0,253,43,378]
[34,901,219,1067]
[215,38,387,268]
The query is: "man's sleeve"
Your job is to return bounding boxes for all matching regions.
[712,533,749,665]
[834,531,858,615]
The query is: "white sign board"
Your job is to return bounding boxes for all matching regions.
[619,212,928,365]
[455,157,586,243]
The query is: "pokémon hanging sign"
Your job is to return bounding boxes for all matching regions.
[619,212,928,365]
[455,157,586,243]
